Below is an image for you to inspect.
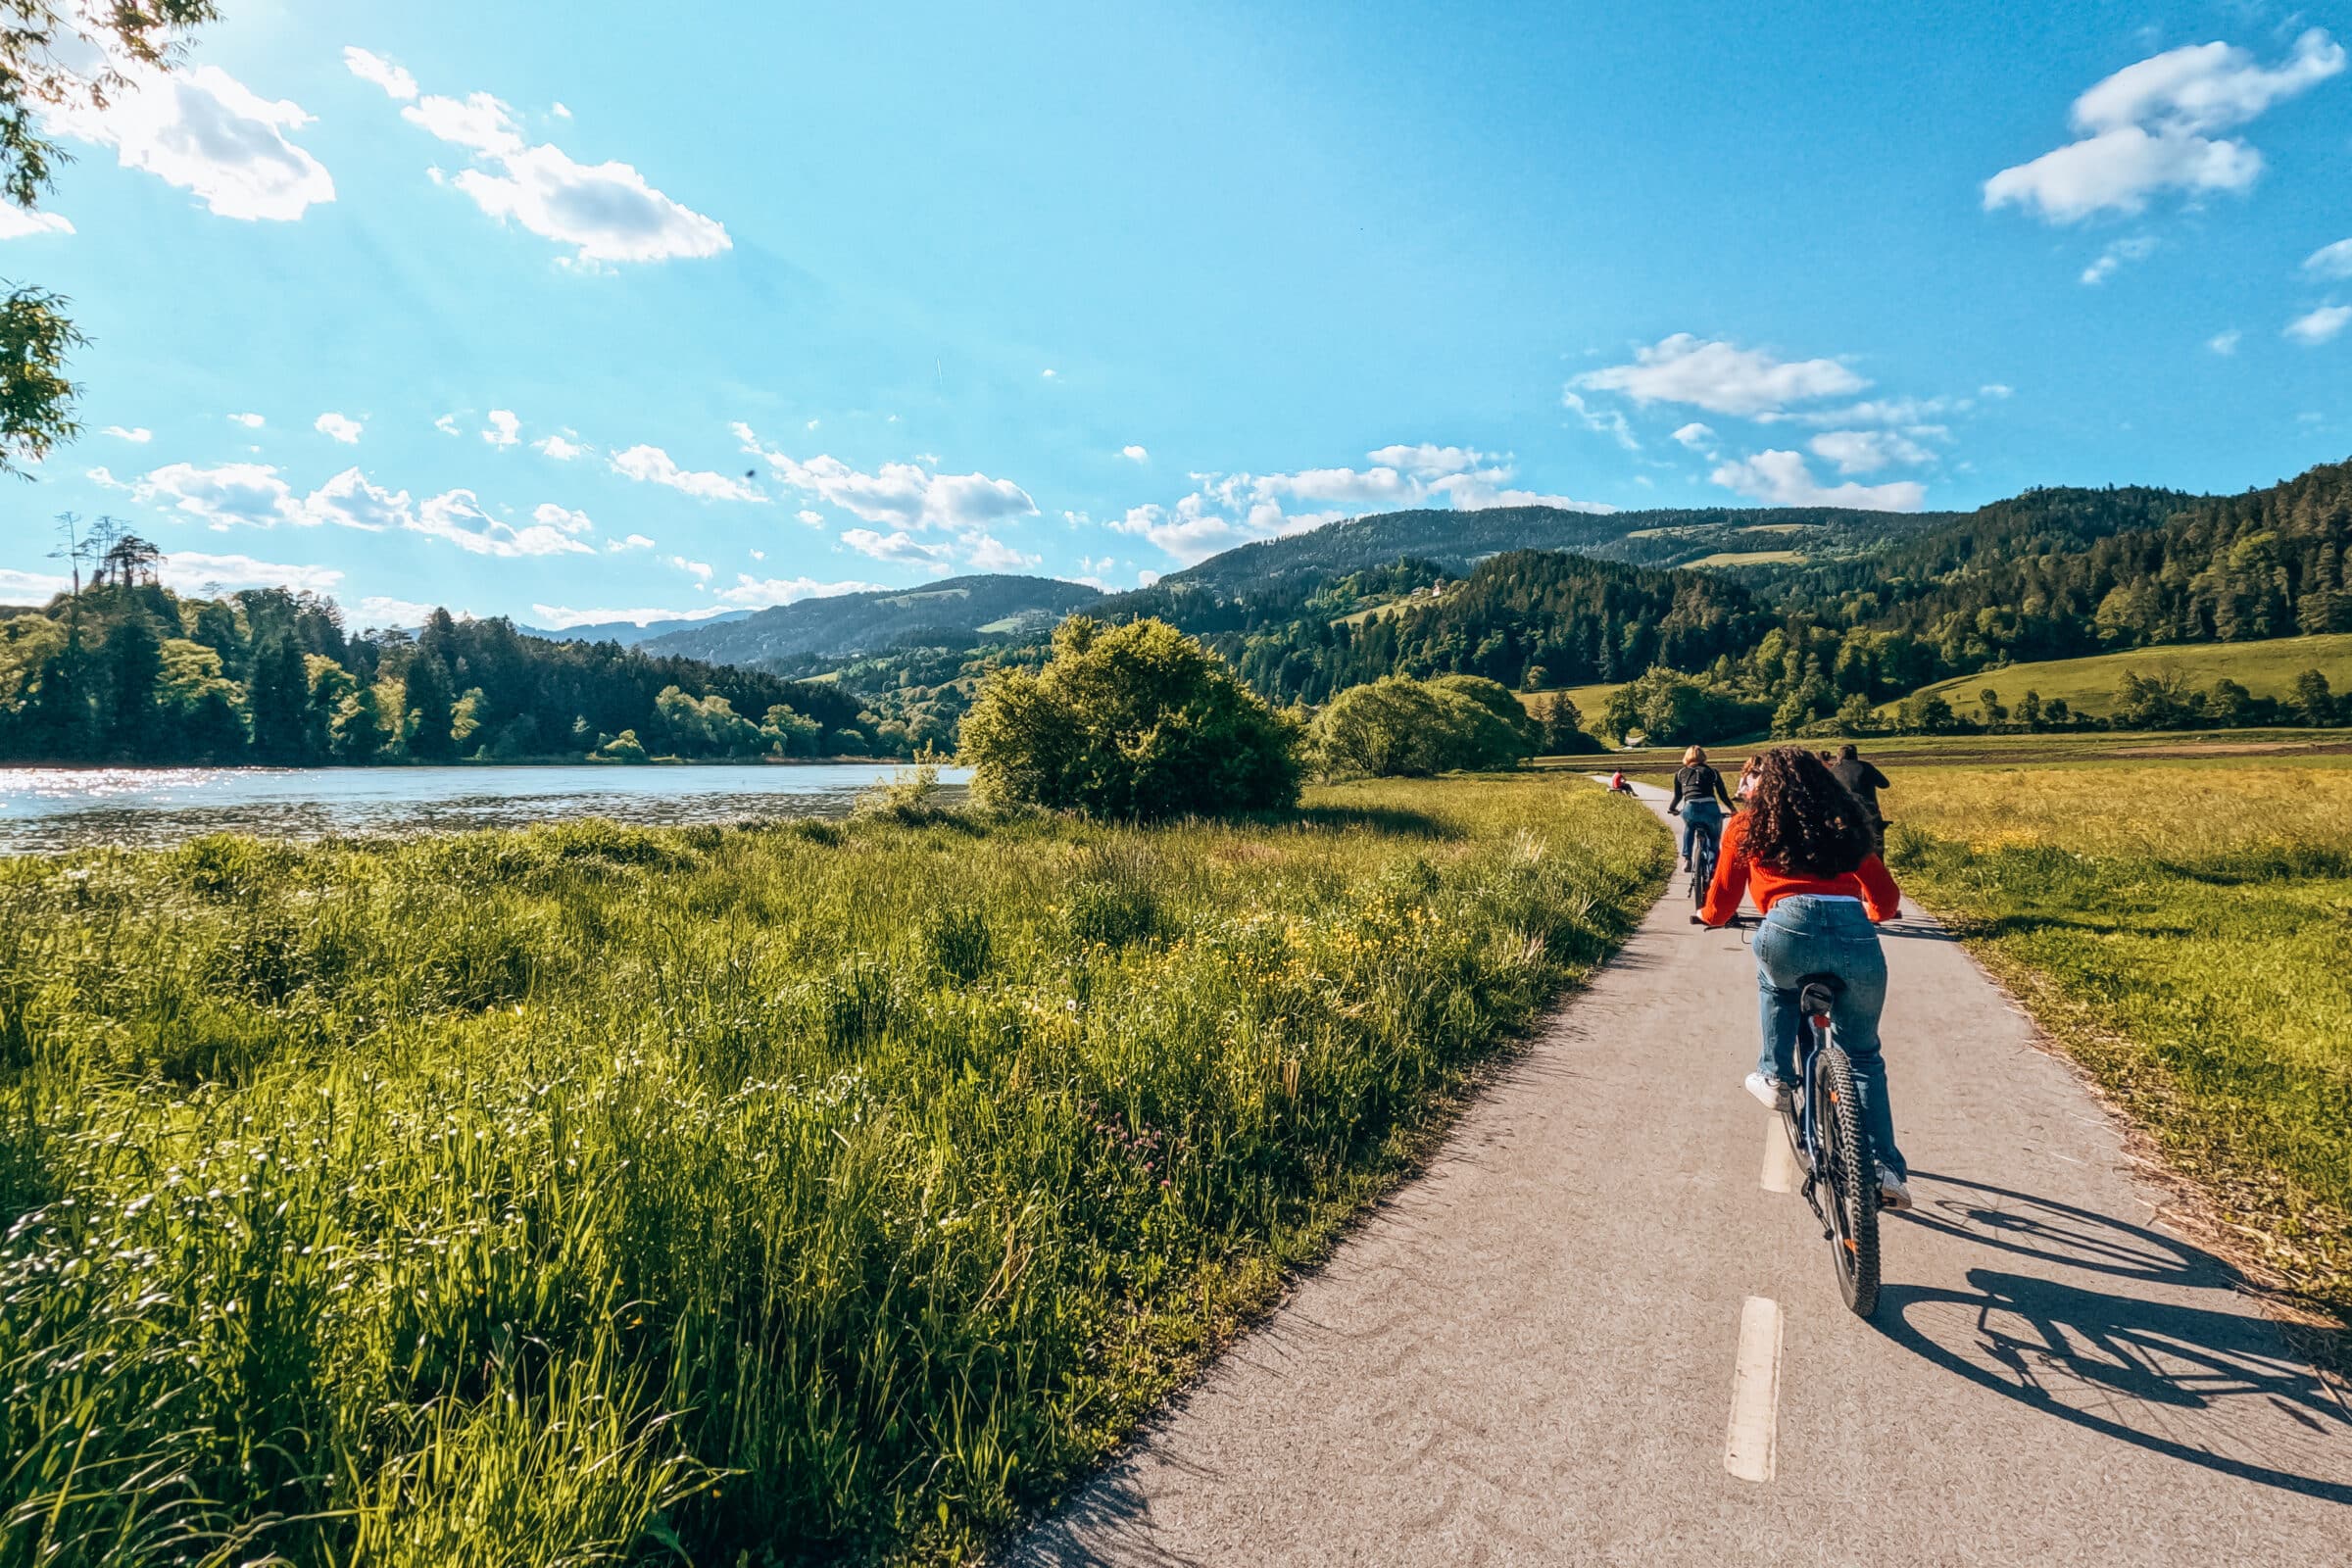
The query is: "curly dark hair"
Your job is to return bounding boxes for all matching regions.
[1742,746,1874,876]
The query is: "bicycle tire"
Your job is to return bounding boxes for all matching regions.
[1813,1042,1881,1317]
[1690,830,1715,909]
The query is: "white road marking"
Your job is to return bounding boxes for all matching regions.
[1724,1296,1785,1484]
[1761,1120,1803,1194]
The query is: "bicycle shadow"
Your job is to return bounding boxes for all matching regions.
[1877,1172,2352,1503]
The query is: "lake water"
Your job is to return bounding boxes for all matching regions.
[0,763,971,855]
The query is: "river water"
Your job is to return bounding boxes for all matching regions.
[0,763,971,855]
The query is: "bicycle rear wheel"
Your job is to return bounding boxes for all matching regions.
[1812,1043,1881,1317]
[1690,831,1715,909]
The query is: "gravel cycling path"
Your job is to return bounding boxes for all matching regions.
[1008,779,2351,1566]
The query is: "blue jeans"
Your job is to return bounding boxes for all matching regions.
[1679,798,1724,863]
[1753,895,1904,1179]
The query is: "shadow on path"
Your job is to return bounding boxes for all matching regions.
[1881,1172,2352,1503]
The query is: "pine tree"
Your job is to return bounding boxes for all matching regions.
[402,654,458,761]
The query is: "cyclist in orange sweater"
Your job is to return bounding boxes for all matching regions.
[1696,747,1911,1209]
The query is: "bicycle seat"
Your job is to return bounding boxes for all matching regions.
[1796,973,1843,1013]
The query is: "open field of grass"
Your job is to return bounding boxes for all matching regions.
[1876,632,2352,719]
[1517,682,1623,738]
[1684,549,1802,567]
[0,777,1663,1565]
[1571,726,2352,776]
[1885,761,2352,1329]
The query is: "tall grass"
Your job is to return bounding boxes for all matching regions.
[0,777,1663,1565]
[1887,761,2352,1326]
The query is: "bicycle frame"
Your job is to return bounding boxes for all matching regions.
[1782,981,1838,1226]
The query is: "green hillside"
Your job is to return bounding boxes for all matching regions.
[1881,633,2352,718]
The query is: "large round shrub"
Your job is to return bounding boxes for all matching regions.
[958,616,1300,817]
[1309,673,1537,777]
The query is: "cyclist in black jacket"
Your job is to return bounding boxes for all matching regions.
[1668,745,1736,872]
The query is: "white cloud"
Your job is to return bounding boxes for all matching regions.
[228,412,265,428]
[532,502,595,535]
[45,53,333,221]
[301,466,411,531]
[736,423,1036,528]
[528,603,738,629]
[0,207,74,238]
[1574,333,1866,416]
[796,509,824,527]
[433,413,461,435]
[1985,29,2343,222]
[665,555,713,581]
[2081,233,2158,284]
[314,411,363,444]
[1670,422,1718,454]
[1561,389,1641,450]
[2303,239,2352,279]
[1709,450,1926,511]
[1364,443,1483,475]
[2284,305,2352,345]
[1121,444,1150,463]
[2208,328,2242,355]
[411,489,595,557]
[343,47,417,102]
[160,552,345,595]
[356,596,441,628]
[0,567,73,600]
[1979,384,2014,399]
[964,533,1040,571]
[535,433,587,460]
[482,410,520,447]
[841,528,954,566]
[612,443,764,501]
[608,532,656,552]
[133,461,300,528]
[712,574,884,609]
[1041,368,1057,379]
[551,102,573,120]
[358,57,728,266]
[102,424,152,443]
[1808,429,1935,474]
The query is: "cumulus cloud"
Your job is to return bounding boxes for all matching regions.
[1670,422,1718,454]
[102,424,151,443]
[527,603,738,629]
[228,412,265,428]
[355,597,442,628]
[45,50,333,220]
[0,567,73,599]
[482,410,520,447]
[351,51,728,266]
[841,528,954,566]
[1574,334,1866,416]
[1808,429,1935,474]
[314,411,363,444]
[713,574,885,609]
[0,207,74,238]
[2285,305,2351,345]
[1710,450,1925,511]
[1105,443,1611,565]
[532,502,595,535]
[132,462,302,528]
[159,552,345,595]
[433,413,460,435]
[411,489,595,556]
[302,466,412,531]
[612,443,765,501]
[2303,239,2352,279]
[735,423,1036,528]
[666,555,713,580]
[964,533,1040,571]
[1121,444,1149,463]
[535,433,587,460]
[608,533,656,552]
[1985,29,2343,222]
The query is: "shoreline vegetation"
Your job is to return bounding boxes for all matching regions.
[0,774,1666,1563]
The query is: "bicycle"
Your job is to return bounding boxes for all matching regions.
[1688,814,1720,911]
[1780,974,1880,1317]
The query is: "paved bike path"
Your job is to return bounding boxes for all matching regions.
[1010,780,2352,1565]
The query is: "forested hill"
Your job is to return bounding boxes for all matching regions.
[642,575,1102,665]
[0,588,896,766]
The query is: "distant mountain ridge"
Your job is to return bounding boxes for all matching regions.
[641,575,1103,666]
[521,611,754,647]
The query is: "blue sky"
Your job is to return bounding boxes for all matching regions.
[4,0,2349,627]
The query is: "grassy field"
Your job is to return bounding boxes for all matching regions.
[1683,549,1802,568]
[1885,760,2352,1328]
[1575,726,2352,776]
[1518,682,1623,738]
[0,777,1663,1565]
[1877,631,2352,718]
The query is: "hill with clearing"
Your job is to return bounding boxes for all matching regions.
[1881,633,2352,718]
[642,575,1102,666]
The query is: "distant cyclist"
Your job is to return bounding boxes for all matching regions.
[1696,747,1912,1210]
[1667,744,1735,873]
[1608,768,1635,795]
[1828,742,1892,854]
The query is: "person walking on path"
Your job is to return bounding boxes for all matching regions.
[1697,747,1912,1210]
[1829,742,1892,854]
[1666,744,1736,872]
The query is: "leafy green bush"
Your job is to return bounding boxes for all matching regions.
[1601,666,1771,747]
[958,616,1300,818]
[1308,673,1536,777]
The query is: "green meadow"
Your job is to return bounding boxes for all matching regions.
[1885,760,2352,1329]
[0,777,1662,1565]
[1877,631,2352,720]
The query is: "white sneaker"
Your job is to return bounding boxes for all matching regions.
[1879,1166,1914,1211]
[1744,1072,1793,1111]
